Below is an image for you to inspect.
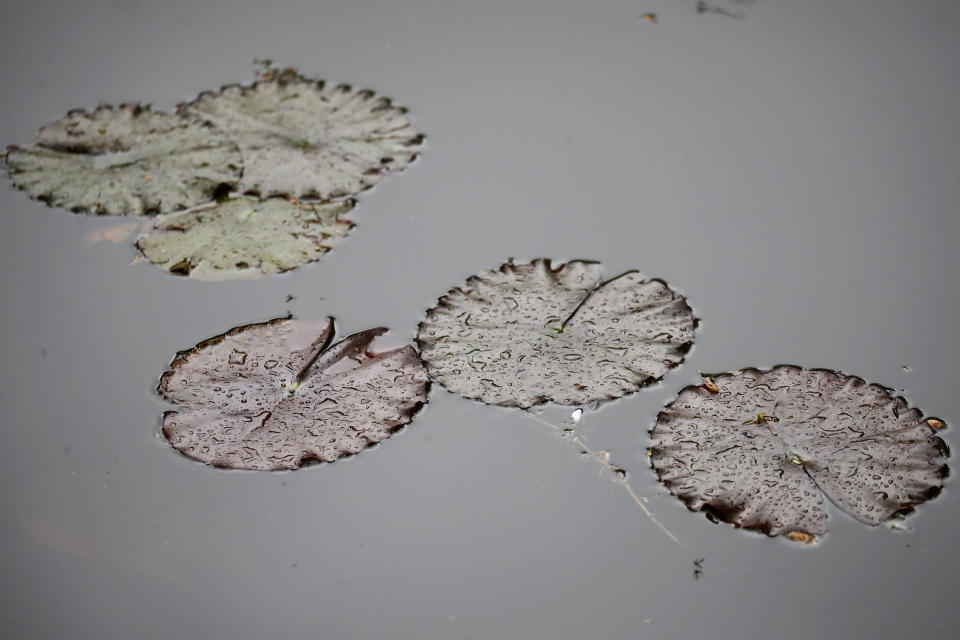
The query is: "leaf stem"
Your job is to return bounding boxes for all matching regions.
[521,410,685,548]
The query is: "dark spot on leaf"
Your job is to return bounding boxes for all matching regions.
[168,259,191,276]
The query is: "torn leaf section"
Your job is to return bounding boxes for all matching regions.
[185,75,423,199]
[159,317,429,471]
[137,196,354,280]
[417,258,696,408]
[651,366,948,539]
[6,105,241,215]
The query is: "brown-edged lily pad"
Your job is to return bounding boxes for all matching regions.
[137,196,354,280]
[159,317,429,470]
[183,71,423,199]
[5,105,241,215]
[417,259,696,408]
[651,366,948,540]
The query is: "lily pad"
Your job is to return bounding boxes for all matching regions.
[159,317,429,470]
[650,366,948,539]
[137,196,354,280]
[417,258,696,408]
[5,105,241,215]
[183,73,423,199]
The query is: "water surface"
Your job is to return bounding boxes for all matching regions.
[1,1,958,638]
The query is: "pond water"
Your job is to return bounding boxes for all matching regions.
[1,1,958,638]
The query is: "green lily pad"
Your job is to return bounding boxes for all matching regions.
[137,196,354,280]
[159,317,429,471]
[183,73,423,199]
[651,366,949,540]
[417,258,696,408]
[5,105,241,215]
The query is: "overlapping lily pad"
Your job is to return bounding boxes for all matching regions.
[5,67,422,218]
[417,259,696,408]
[137,196,354,280]
[650,366,948,540]
[183,73,423,199]
[5,105,241,215]
[159,317,429,470]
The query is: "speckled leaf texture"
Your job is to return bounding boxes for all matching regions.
[5,105,241,215]
[183,74,423,199]
[137,196,354,280]
[159,317,429,471]
[651,366,948,540]
[417,259,696,408]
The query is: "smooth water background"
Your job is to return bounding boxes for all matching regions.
[1,1,958,638]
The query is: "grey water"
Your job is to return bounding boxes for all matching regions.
[1,1,958,638]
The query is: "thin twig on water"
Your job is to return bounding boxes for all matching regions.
[522,410,685,548]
